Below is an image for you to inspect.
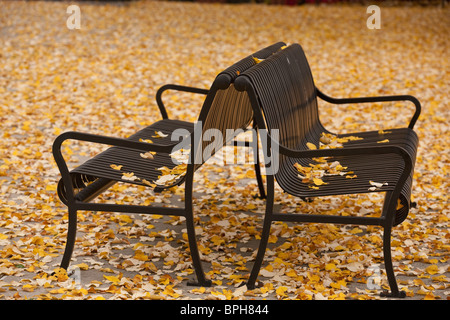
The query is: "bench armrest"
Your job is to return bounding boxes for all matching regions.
[262,131,413,173]
[52,131,178,202]
[316,88,421,129]
[53,131,176,154]
[156,84,209,119]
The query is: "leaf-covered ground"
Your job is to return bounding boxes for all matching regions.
[0,1,448,300]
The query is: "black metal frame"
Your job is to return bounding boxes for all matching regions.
[234,44,421,298]
[52,43,285,286]
[53,84,214,286]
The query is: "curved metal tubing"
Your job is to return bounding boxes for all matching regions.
[316,88,421,130]
[53,43,288,286]
[156,84,209,120]
[236,44,418,298]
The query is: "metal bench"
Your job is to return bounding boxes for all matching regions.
[52,42,286,286]
[235,43,420,298]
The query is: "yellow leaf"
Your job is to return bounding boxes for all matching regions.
[152,131,168,138]
[118,214,133,224]
[350,227,363,234]
[396,199,404,210]
[191,287,206,294]
[141,179,156,187]
[285,269,298,278]
[122,172,138,181]
[103,275,120,284]
[377,139,389,143]
[52,268,69,281]
[294,163,312,173]
[369,180,387,188]
[134,250,148,261]
[306,142,317,150]
[46,184,57,191]
[325,263,336,271]
[252,56,264,64]
[425,265,439,275]
[54,127,62,135]
[110,164,123,170]
[76,263,89,270]
[276,286,288,297]
[140,151,155,159]
[313,178,328,186]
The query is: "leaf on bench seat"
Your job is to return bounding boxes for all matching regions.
[368,180,388,191]
[313,178,328,186]
[154,164,188,187]
[139,138,153,144]
[140,151,156,159]
[152,131,169,138]
[252,56,264,64]
[121,172,138,181]
[319,132,363,149]
[110,164,123,170]
[170,148,190,164]
[294,157,356,189]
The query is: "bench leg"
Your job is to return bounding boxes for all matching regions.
[253,150,266,199]
[380,225,406,298]
[253,124,266,199]
[380,192,406,298]
[247,176,274,290]
[60,207,77,270]
[185,210,212,287]
[184,178,212,287]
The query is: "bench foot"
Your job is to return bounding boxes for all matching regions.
[380,290,406,298]
[60,208,77,270]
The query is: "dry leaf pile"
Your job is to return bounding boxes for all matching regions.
[0,1,448,300]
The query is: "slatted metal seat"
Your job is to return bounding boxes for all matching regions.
[235,43,420,298]
[53,42,286,286]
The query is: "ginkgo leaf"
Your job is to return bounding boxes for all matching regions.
[110,164,123,170]
[139,138,153,143]
[313,178,328,186]
[306,142,317,150]
[252,56,264,64]
[369,180,388,188]
[140,151,155,159]
[152,131,169,138]
[122,172,138,181]
[103,275,120,284]
[1,1,447,302]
